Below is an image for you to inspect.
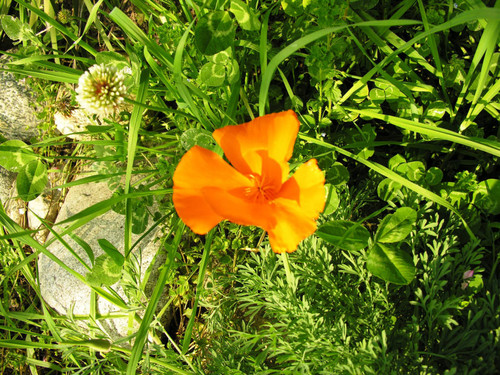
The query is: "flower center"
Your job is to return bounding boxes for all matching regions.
[244,174,278,203]
[94,81,110,97]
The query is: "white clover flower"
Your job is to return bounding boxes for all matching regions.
[76,64,127,116]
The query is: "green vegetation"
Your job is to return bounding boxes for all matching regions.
[0,0,499,373]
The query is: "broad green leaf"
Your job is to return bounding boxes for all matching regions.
[226,58,240,85]
[323,184,339,215]
[367,242,415,284]
[199,62,226,86]
[16,160,48,202]
[388,154,406,170]
[473,179,500,215]
[375,82,404,101]
[86,254,122,287]
[210,49,231,64]
[97,239,124,267]
[369,88,386,103]
[377,178,402,202]
[180,128,218,151]
[194,12,236,55]
[424,101,448,121]
[396,161,425,182]
[327,162,349,185]
[0,140,38,172]
[375,207,417,243]
[131,203,148,234]
[230,0,261,31]
[425,167,443,186]
[0,15,31,41]
[317,221,370,251]
[351,84,369,103]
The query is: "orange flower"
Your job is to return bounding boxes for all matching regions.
[173,110,326,253]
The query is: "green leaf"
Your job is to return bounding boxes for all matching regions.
[97,239,124,267]
[226,58,240,85]
[375,207,417,243]
[230,0,261,31]
[16,160,48,202]
[0,15,31,41]
[180,128,218,151]
[424,101,448,121]
[86,254,122,287]
[69,233,95,266]
[473,179,500,215]
[323,184,339,216]
[199,62,226,86]
[95,51,129,69]
[0,140,39,172]
[425,167,443,186]
[367,243,415,284]
[131,203,148,234]
[327,162,349,185]
[369,88,386,103]
[317,221,370,251]
[388,154,406,170]
[194,12,236,55]
[281,0,304,17]
[377,178,402,202]
[396,161,426,182]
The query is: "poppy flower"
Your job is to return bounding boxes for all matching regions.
[173,110,326,253]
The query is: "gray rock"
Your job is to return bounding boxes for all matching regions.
[0,166,24,226]
[27,187,61,242]
[54,109,91,140]
[38,177,170,343]
[0,65,40,141]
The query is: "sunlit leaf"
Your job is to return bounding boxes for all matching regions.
[377,178,402,202]
[230,0,261,31]
[375,207,417,243]
[0,140,38,172]
[16,160,48,202]
[473,179,500,215]
[317,221,370,251]
[367,242,415,284]
[323,184,339,216]
[97,239,124,267]
[194,12,236,55]
[86,254,123,287]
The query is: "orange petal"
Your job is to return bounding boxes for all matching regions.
[267,199,319,253]
[173,146,251,234]
[278,159,326,220]
[267,159,326,253]
[213,110,299,180]
[202,186,277,229]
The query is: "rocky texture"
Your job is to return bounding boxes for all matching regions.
[0,166,24,226]
[0,67,40,141]
[54,109,92,140]
[26,188,62,242]
[38,177,169,343]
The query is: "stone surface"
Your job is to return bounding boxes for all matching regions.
[38,177,169,343]
[54,109,91,140]
[27,188,61,242]
[0,166,24,226]
[0,66,40,141]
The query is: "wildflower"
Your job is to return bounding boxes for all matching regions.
[461,269,474,289]
[76,64,127,116]
[173,110,326,253]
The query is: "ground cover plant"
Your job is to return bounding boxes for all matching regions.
[0,0,499,373]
